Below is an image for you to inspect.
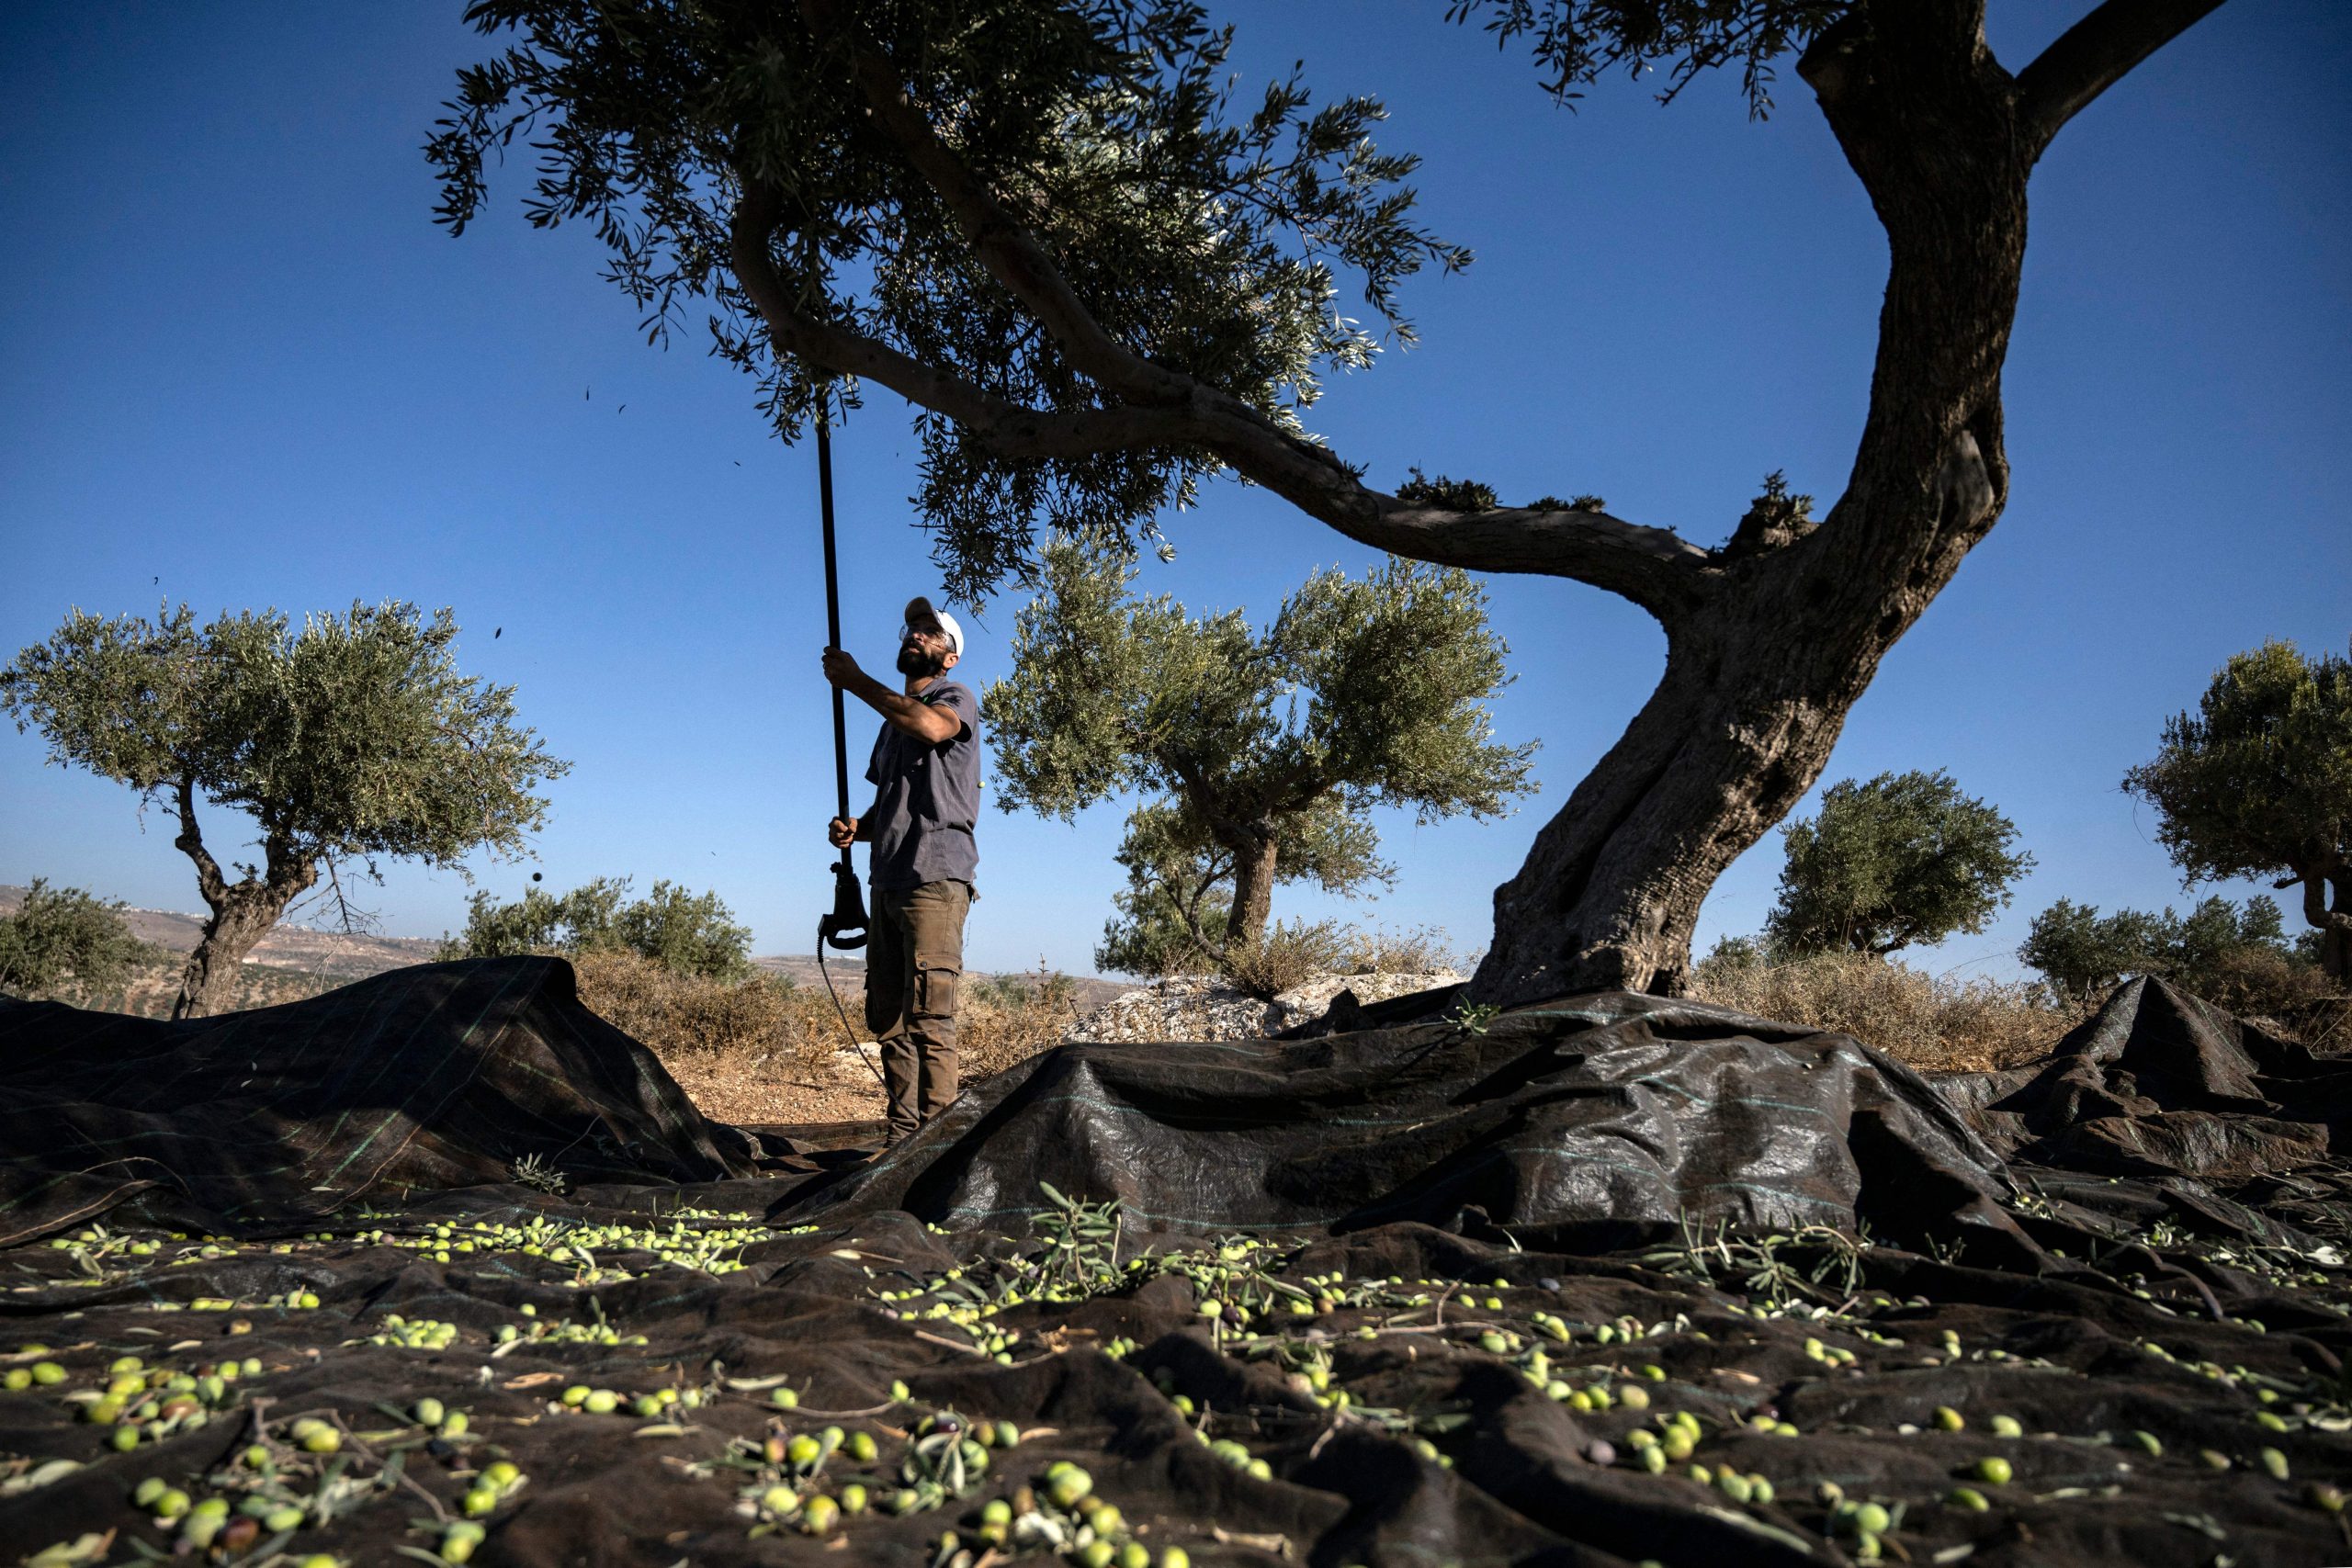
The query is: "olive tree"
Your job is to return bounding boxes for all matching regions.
[986,537,1535,958]
[2123,640,2352,983]
[433,0,2226,1003]
[1764,769,2032,956]
[439,875,753,980]
[0,879,159,1004]
[2018,893,2296,1005]
[1,603,569,1018]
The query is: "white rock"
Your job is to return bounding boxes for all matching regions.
[1062,970,1463,1045]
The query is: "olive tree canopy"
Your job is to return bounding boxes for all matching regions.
[984,537,1534,959]
[434,0,2227,1002]
[1764,769,2033,957]
[2123,640,2352,980]
[0,602,570,1017]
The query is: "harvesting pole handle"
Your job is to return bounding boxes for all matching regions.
[816,407,869,952]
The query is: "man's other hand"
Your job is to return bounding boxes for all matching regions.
[820,647,864,688]
[828,816,858,848]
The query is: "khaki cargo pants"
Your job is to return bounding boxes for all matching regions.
[866,879,970,1142]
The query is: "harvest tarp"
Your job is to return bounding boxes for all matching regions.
[1,961,2346,1567]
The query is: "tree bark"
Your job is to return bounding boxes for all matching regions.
[1223,827,1282,950]
[170,776,317,1020]
[2299,856,2352,984]
[1471,3,2029,1006]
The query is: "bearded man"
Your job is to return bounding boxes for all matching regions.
[821,596,981,1144]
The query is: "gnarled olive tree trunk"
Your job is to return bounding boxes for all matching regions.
[1472,6,2032,1003]
[170,775,317,1020]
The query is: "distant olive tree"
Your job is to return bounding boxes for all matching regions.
[2019,893,2299,1005]
[2124,640,2352,982]
[1,603,568,1018]
[440,876,752,981]
[1765,770,2033,957]
[985,538,1535,961]
[0,879,160,1004]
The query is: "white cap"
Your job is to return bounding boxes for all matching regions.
[901,596,964,660]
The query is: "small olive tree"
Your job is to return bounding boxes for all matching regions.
[2019,893,2297,1005]
[439,875,753,981]
[0,879,160,1004]
[1,602,569,1018]
[1764,769,2033,957]
[2124,640,2352,982]
[986,538,1535,959]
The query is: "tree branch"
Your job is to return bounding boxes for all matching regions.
[798,0,1189,411]
[173,773,229,910]
[732,65,1711,619]
[728,185,1186,462]
[2015,0,2226,159]
[2298,852,2352,936]
[1329,501,1714,618]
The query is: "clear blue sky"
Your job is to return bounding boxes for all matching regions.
[3,3,2346,980]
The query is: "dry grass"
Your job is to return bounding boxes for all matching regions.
[1688,950,2085,1074]
[569,949,1081,1125]
[1218,920,1467,1000]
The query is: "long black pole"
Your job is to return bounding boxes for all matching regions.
[815,406,869,953]
[817,411,851,825]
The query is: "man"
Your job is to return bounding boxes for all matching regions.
[822,596,980,1144]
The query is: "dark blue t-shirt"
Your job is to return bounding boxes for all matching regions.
[864,680,980,891]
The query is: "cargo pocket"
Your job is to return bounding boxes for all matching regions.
[914,964,960,1021]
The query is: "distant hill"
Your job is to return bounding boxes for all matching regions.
[0,885,441,979]
[0,885,1128,1008]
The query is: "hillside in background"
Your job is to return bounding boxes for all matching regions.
[0,886,1126,1014]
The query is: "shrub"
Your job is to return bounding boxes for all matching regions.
[0,879,161,1004]
[1330,923,1464,976]
[570,948,820,1067]
[1219,919,1351,1000]
[1688,949,2075,1074]
[442,876,750,979]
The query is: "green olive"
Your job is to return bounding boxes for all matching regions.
[1972,1456,2013,1485]
[414,1397,446,1427]
[1933,1406,1964,1432]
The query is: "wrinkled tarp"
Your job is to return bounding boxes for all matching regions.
[1936,976,2352,1180]
[783,990,2035,1260]
[0,967,2030,1258]
[0,957,761,1248]
[3,964,2350,1567]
